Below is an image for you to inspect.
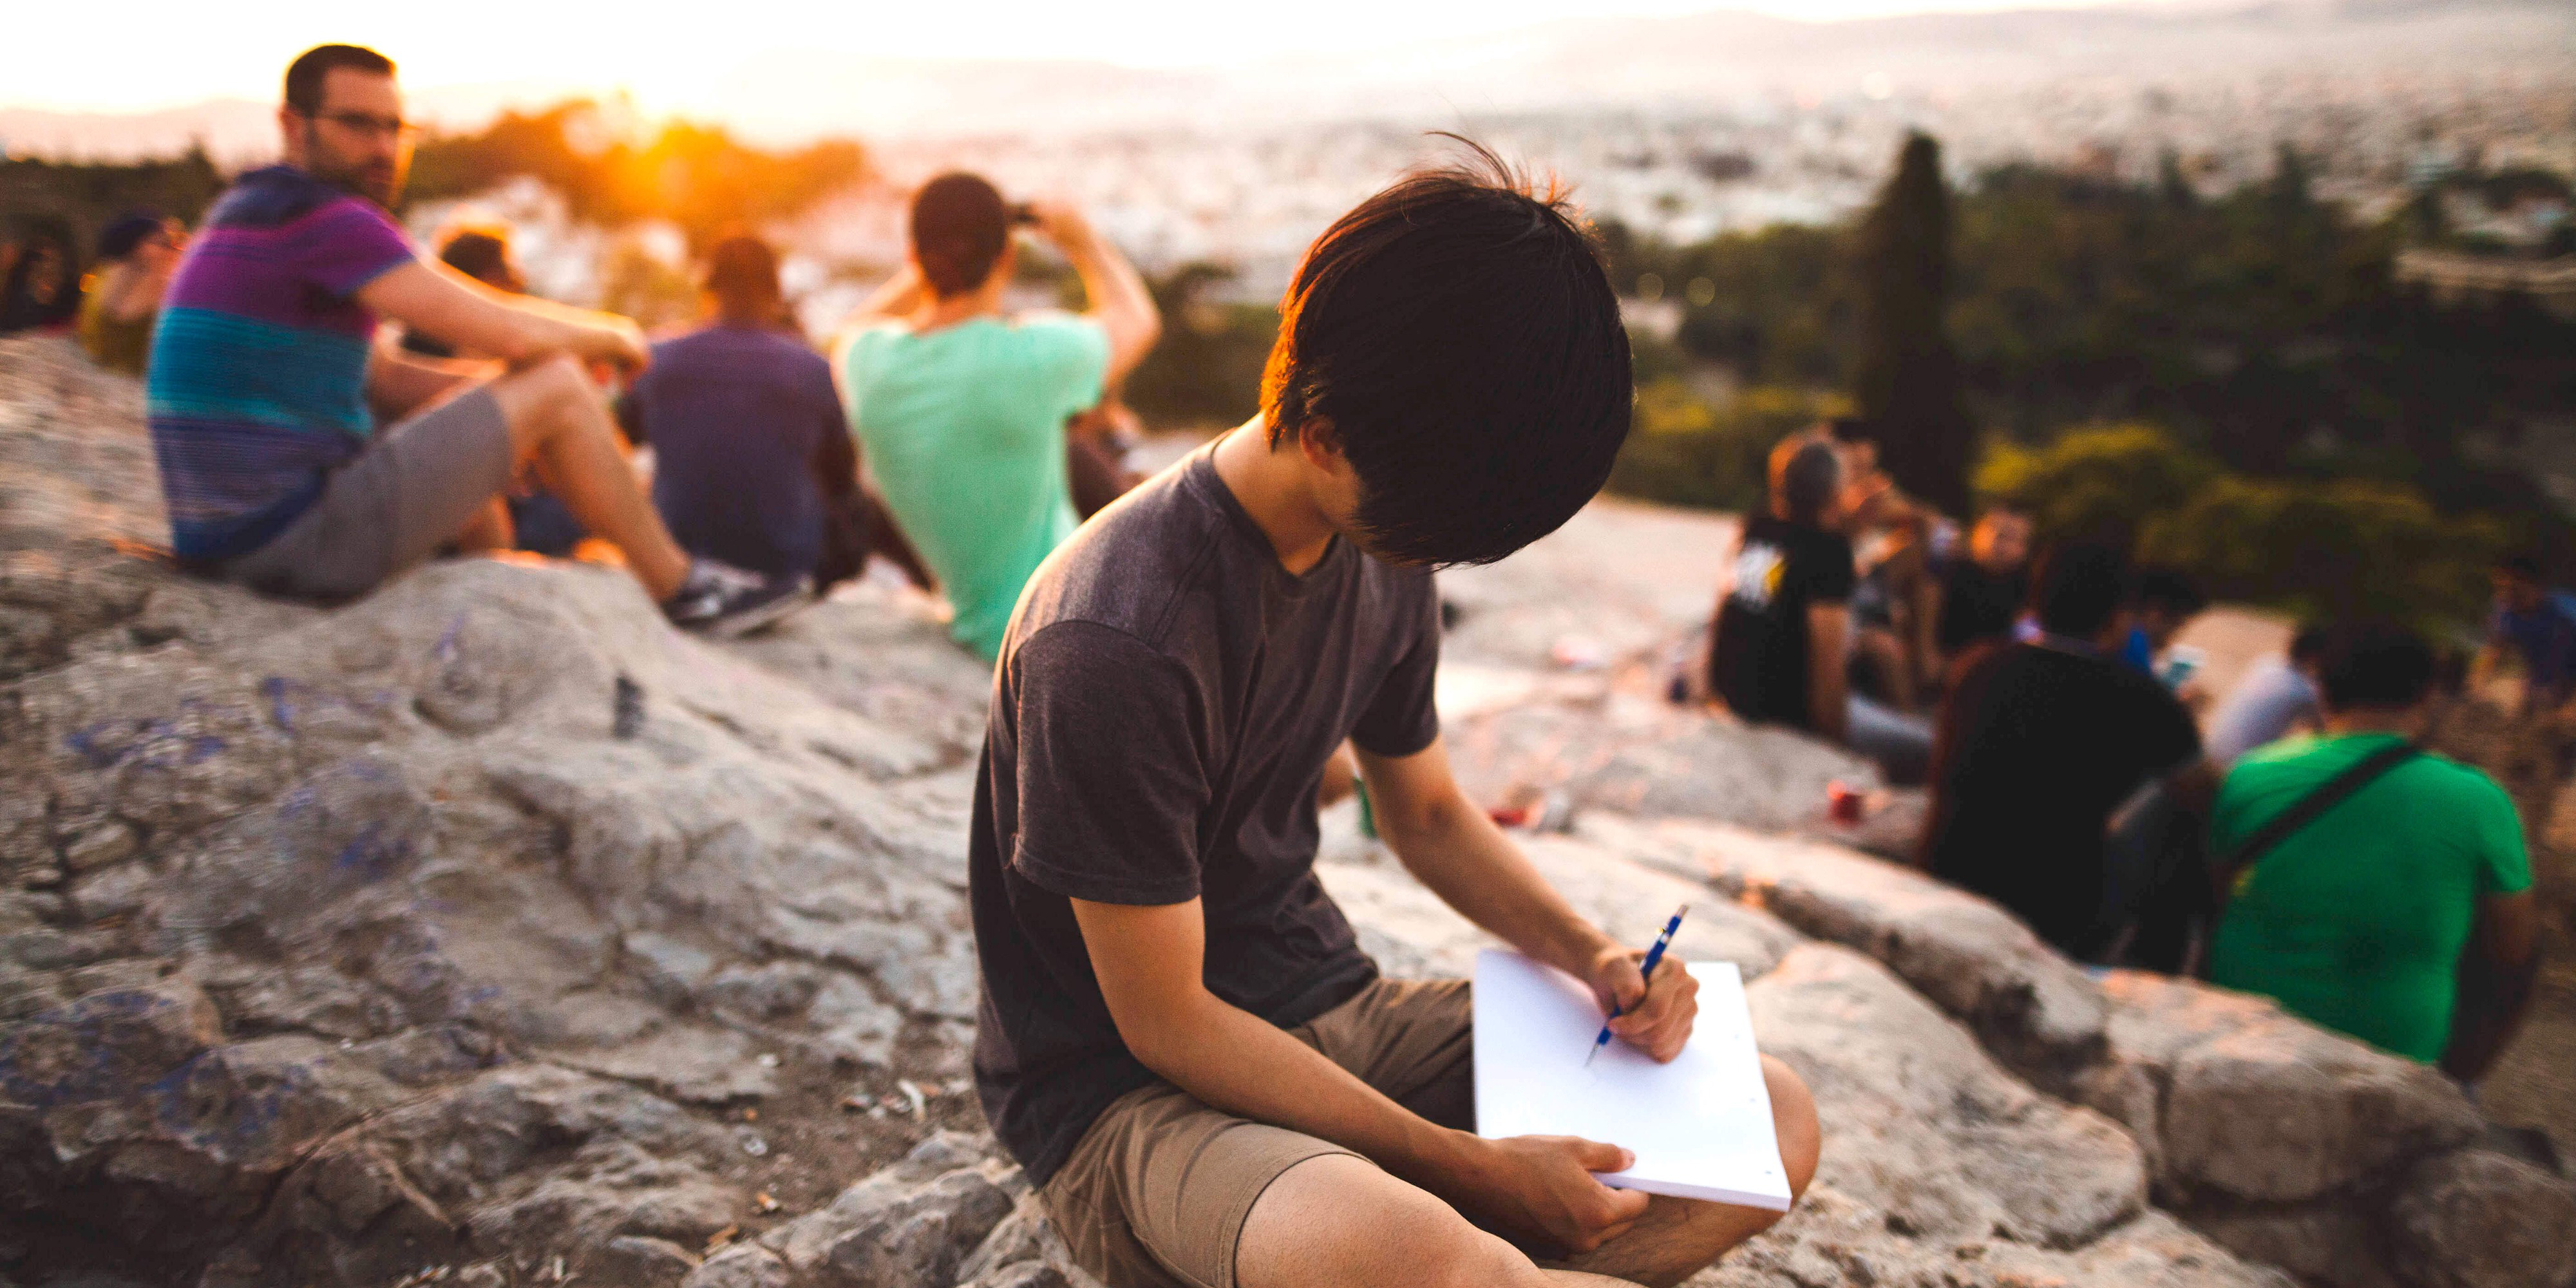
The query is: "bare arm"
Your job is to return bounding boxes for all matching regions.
[1072,896,1649,1252]
[1806,602,1852,741]
[366,335,487,422]
[1358,735,1700,1059]
[356,261,646,372]
[851,263,926,323]
[1030,202,1161,384]
[2445,891,2542,1082]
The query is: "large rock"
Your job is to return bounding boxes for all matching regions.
[2387,1148,2576,1288]
[1318,810,1803,983]
[1604,816,2110,1088]
[1747,944,2146,1249]
[1445,694,1883,835]
[2093,971,2481,1206]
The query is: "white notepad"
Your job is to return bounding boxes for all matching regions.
[1472,949,1792,1211]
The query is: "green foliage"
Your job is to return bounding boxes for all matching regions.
[1856,131,1973,514]
[1978,422,2499,628]
[0,147,227,267]
[1975,424,2220,550]
[2139,476,2504,628]
[1603,381,1852,511]
[1121,263,1280,430]
[407,102,866,250]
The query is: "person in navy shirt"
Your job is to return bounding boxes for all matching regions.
[623,234,851,583]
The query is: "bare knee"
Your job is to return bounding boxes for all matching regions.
[1763,1054,1821,1205]
[489,354,598,450]
[1239,1154,1543,1288]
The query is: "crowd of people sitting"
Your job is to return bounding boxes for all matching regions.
[1700,419,2548,1088]
[4,37,2564,1277]
[18,43,1164,648]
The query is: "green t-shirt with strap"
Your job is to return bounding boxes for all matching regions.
[2208,732,2531,1063]
[839,312,1108,661]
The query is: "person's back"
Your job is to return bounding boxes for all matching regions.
[638,320,841,580]
[2210,737,2523,1060]
[2210,623,2535,1066]
[1709,439,1853,731]
[2204,627,2327,766]
[843,314,1097,650]
[837,173,1156,662]
[1921,544,2202,955]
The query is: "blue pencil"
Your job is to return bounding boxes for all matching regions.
[1586,904,1689,1065]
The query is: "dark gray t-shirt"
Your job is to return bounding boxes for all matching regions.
[969,444,1442,1186]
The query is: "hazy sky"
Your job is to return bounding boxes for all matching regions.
[10,0,2148,114]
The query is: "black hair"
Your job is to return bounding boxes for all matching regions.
[436,227,514,288]
[285,44,395,116]
[2287,623,2332,667]
[97,211,164,261]
[2133,567,2206,618]
[911,173,1010,298]
[2030,542,2132,638]
[703,231,782,312]
[1826,416,1877,446]
[2319,621,2436,711]
[1261,138,1633,567]
[2498,552,2543,581]
[1774,437,1842,527]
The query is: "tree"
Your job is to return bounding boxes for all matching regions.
[1855,131,1976,516]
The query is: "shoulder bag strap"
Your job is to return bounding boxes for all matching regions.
[2222,739,2420,892]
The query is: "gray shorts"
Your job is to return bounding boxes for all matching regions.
[223,384,514,601]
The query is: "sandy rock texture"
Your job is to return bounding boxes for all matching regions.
[2,336,2566,1287]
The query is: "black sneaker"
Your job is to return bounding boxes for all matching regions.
[663,560,812,637]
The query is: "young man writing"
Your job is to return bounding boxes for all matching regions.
[148,44,793,631]
[970,151,1818,1288]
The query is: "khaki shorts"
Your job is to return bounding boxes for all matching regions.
[223,383,514,601]
[1041,978,1477,1288]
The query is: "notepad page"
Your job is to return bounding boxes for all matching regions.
[1472,949,1792,1211]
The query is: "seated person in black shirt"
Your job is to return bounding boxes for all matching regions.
[1933,505,2031,679]
[1707,435,1933,782]
[1919,543,2222,959]
[971,150,1819,1288]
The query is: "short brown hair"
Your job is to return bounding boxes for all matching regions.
[910,173,1010,298]
[285,44,395,115]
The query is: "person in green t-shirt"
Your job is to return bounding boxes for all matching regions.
[2210,623,2541,1075]
[833,175,1161,661]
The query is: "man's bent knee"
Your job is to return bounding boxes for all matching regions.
[1238,1154,1542,1288]
[1763,1054,1821,1206]
[488,354,598,449]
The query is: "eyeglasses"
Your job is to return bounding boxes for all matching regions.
[306,110,419,141]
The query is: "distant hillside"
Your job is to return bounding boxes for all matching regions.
[5,0,2567,154]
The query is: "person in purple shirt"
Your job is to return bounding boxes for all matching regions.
[619,234,849,582]
[146,43,795,633]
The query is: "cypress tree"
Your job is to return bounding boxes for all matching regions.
[1855,131,1975,516]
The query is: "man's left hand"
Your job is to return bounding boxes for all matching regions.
[1588,943,1698,1062]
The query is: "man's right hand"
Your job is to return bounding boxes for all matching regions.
[577,315,650,373]
[1443,1133,1652,1256]
[1024,198,1095,254]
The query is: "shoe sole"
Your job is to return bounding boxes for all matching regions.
[703,589,815,639]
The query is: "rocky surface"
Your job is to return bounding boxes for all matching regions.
[1,334,2566,1287]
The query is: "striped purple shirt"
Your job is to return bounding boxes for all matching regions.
[147,166,417,561]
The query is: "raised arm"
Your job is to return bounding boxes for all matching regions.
[1028,201,1161,384]
[1071,895,1649,1253]
[1357,735,1698,1061]
[357,260,646,372]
